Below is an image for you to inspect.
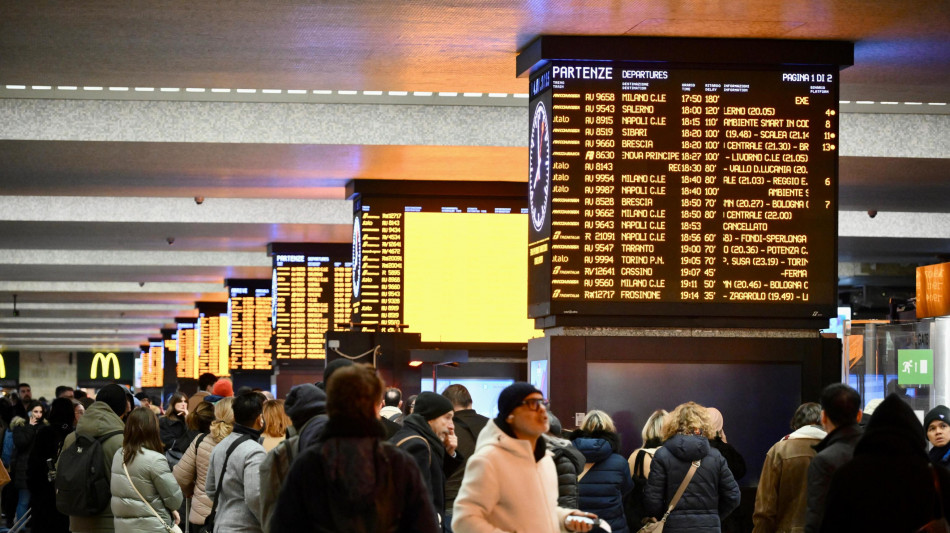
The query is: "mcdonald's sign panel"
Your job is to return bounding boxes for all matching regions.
[77,351,135,387]
[0,352,20,388]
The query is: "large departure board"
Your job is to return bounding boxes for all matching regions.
[176,320,198,379]
[198,314,229,377]
[269,243,351,360]
[349,181,538,344]
[227,280,275,370]
[522,39,852,323]
[141,340,164,388]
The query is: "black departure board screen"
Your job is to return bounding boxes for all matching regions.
[141,341,164,388]
[527,60,839,320]
[350,187,537,343]
[176,320,198,379]
[270,244,352,360]
[228,282,275,370]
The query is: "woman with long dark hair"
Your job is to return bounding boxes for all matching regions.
[11,399,46,525]
[159,392,190,452]
[27,397,76,532]
[110,407,183,533]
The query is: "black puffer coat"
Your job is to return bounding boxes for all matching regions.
[572,430,634,533]
[544,434,586,508]
[11,417,44,490]
[821,394,950,532]
[643,434,740,532]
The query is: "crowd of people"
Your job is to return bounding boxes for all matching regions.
[0,371,948,532]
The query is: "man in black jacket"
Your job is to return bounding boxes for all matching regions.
[804,383,863,533]
[442,385,489,524]
[391,391,464,531]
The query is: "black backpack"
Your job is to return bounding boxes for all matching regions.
[55,430,123,516]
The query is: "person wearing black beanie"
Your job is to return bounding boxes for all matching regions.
[390,391,464,529]
[452,382,598,532]
[96,384,131,418]
[925,405,950,466]
[316,358,354,390]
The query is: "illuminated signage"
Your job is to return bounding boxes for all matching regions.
[77,351,134,386]
[141,341,164,388]
[0,352,17,387]
[526,55,842,324]
[227,279,275,371]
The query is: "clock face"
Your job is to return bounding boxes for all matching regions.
[529,101,551,233]
[351,217,362,299]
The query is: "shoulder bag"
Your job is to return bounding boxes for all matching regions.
[122,460,183,533]
[200,434,252,533]
[637,460,701,533]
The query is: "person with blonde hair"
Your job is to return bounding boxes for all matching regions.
[172,396,234,531]
[624,409,668,530]
[260,400,291,452]
[570,409,634,533]
[643,402,739,532]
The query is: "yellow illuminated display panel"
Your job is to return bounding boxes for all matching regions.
[403,212,536,343]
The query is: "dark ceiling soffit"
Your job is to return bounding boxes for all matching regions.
[516,36,855,78]
[345,179,526,200]
[266,242,353,258]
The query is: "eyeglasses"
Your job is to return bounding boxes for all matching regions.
[520,398,550,411]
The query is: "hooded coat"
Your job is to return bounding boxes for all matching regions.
[452,419,574,533]
[752,424,826,533]
[571,430,634,533]
[820,394,950,532]
[544,433,586,508]
[270,416,440,533]
[110,448,184,533]
[643,434,740,532]
[390,413,464,526]
[57,401,126,533]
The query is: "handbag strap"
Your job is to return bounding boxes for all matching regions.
[578,462,595,481]
[662,460,701,520]
[122,460,174,533]
[207,434,253,517]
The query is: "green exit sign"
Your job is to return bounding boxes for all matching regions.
[898,349,934,386]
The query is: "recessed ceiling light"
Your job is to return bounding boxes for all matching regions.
[236,88,257,93]
[880,101,898,105]
[905,102,923,105]
[513,93,529,98]
[57,86,77,91]
[928,102,947,106]
[108,86,129,91]
[463,92,483,97]
[488,93,508,98]
[5,85,26,90]
[185,87,206,92]
[31,85,51,90]
[856,101,874,104]
[337,90,357,95]
[313,90,332,95]
[262,89,282,94]
[363,90,383,96]
[413,91,433,96]
[211,88,231,93]
[82,86,103,91]
[160,87,180,92]
[287,89,307,94]
[388,91,408,96]
[438,92,458,97]
[134,87,155,92]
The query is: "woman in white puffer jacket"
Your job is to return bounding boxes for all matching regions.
[110,407,184,533]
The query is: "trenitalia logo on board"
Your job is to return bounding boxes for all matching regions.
[77,351,134,386]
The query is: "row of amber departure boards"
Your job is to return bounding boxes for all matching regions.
[526,41,846,322]
[140,341,163,388]
[271,244,352,360]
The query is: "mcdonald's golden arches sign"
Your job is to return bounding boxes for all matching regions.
[77,351,134,387]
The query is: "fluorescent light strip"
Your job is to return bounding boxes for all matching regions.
[57,86,78,91]
[185,87,206,92]
[413,91,433,96]
[363,90,383,96]
[134,87,154,92]
[438,92,458,97]
[108,86,129,92]
[5,85,26,90]
[929,102,947,106]
[31,85,51,90]
[287,89,307,94]
[160,87,180,92]
[388,91,408,96]
[514,93,529,98]
[211,88,231,93]
[905,102,923,105]
[262,89,282,94]
[488,93,508,98]
[463,92,483,97]
[313,90,332,95]
[855,100,874,104]
[83,86,103,91]
[338,90,357,95]
[880,101,898,105]
[236,88,256,93]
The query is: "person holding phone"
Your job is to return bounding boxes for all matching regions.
[12,400,47,525]
[159,393,189,453]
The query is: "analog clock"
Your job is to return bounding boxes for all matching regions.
[529,101,551,233]
[351,217,362,299]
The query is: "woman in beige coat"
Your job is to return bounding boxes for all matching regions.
[173,397,234,530]
[110,407,183,533]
